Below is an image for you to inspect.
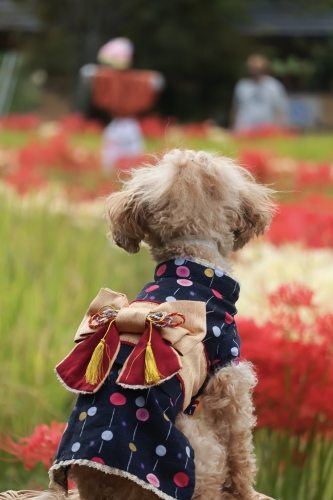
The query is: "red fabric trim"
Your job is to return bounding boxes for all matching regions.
[117,324,181,387]
[55,323,120,393]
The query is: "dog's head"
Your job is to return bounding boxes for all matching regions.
[105,149,275,255]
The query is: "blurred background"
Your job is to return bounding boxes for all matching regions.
[1,0,333,124]
[1,1,333,499]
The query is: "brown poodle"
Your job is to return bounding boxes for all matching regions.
[1,149,275,500]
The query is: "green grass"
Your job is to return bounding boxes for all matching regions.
[254,429,333,500]
[0,197,154,490]
[1,127,333,494]
[0,130,35,148]
[1,130,333,162]
[145,134,333,161]
[1,198,333,498]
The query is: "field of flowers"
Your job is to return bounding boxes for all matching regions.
[1,114,333,499]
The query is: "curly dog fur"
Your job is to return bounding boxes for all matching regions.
[1,149,275,500]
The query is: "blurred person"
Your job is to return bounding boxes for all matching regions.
[83,38,164,172]
[231,54,289,131]
[97,38,143,171]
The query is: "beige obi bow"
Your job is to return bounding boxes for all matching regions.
[56,288,209,410]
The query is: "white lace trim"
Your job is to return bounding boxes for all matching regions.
[54,369,95,395]
[55,368,182,395]
[116,369,180,391]
[49,460,178,500]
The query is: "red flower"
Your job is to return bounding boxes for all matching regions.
[239,149,274,182]
[240,283,333,434]
[267,196,333,249]
[0,422,65,470]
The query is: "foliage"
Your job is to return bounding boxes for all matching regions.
[267,197,333,248]
[0,198,154,489]
[0,422,65,470]
[240,284,333,434]
[245,284,333,499]
[19,0,251,120]
[122,0,249,120]
[1,123,333,494]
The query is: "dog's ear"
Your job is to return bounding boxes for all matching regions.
[105,190,147,254]
[232,181,275,251]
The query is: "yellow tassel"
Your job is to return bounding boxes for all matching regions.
[85,320,114,385]
[144,321,162,385]
[144,342,161,385]
[85,338,106,385]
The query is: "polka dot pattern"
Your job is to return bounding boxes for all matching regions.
[174,258,185,265]
[135,396,145,407]
[231,347,239,357]
[147,473,160,487]
[156,264,167,276]
[204,268,214,278]
[54,258,241,500]
[155,445,167,456]
[212,289,223,299]
[177,279,193,287]
[101,430,113,441]
[136,408,149,421]
[71,442,80,452]
[91,457,105,464]
[145,285,159,293]
[87,406,97,416]
[174,472,189,487]
[110,393,126,406]
[176,266,190,278]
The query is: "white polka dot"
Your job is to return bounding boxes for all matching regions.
[231,347,239,356]
[174,258,185,265]
[155,445,167,456]
[213,326,221,337]
[135,396,145,407]
[166,296,176,302]
[214,269,224,277]
[71,442,80,452]
[186,446,191,457]
[87,406,97,416]
[101,430,113,441]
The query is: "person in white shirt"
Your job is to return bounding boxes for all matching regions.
[231,54,289,130]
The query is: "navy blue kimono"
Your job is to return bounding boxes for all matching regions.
[50,258,241,500]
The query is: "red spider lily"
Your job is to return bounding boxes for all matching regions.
[180,123,209,138]
[18,134,99,173]
[240,283,333,434]
[295,162,333,190]
[239,149,273,181]
[0,113,102,134]
[0,114,41,131]
[267,196,333,248]
[58,113,103,135]
[233,124,298,140]
[269,283,314,309]
[0,284,332,472]
[114,153,156,172]
[5,163,46,195]
[0,422,65,470]
[139,115,173,138]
